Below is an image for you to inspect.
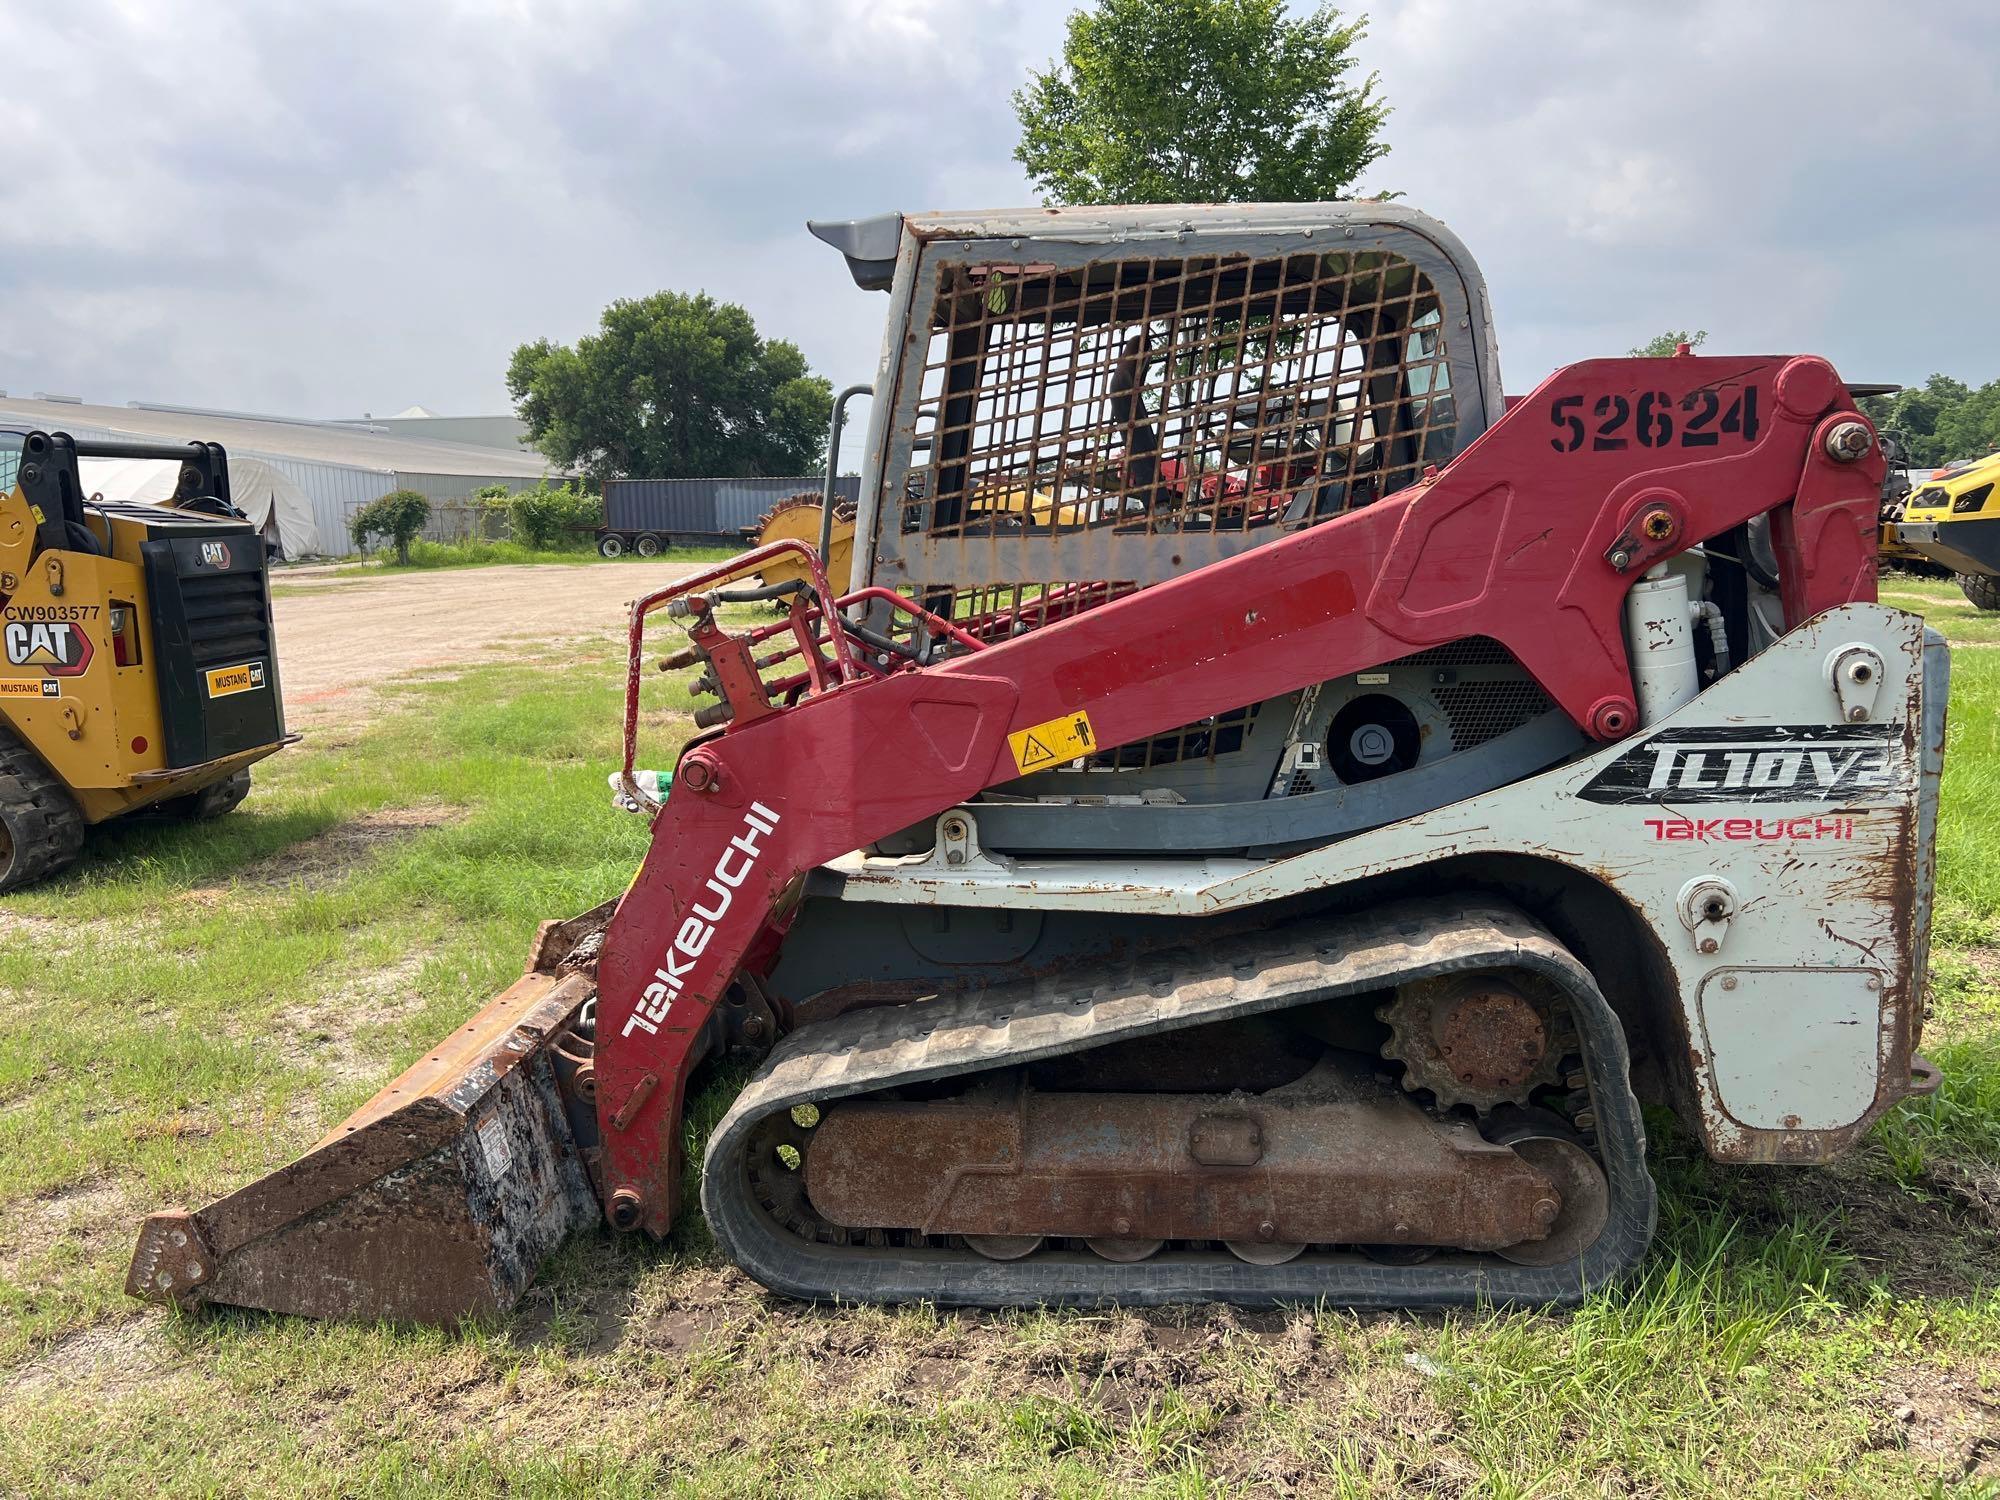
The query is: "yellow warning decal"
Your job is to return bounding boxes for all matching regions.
[0,679,58,698]
[205,660,267,698]
[1007,709,1098,773]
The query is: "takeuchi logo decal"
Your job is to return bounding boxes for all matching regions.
[621,800,782,1040]
[1578,723,1905,805]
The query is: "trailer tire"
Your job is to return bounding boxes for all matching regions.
[152,768,252,822]
[635,533,662,558]
[1957,571,2000,611]
[0,728,85,892]
[598,533,627,559]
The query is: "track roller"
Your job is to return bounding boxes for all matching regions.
[1085,1237,1165,1262]
[964,1235,1042,1260]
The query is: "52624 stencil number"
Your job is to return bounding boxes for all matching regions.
[1549,387,1761,454]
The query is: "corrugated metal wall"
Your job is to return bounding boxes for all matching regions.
[316,470,552,551]
[604,476,861,537]
[1,406,558,555]
[394,471,548,505]
[0,417,369,554]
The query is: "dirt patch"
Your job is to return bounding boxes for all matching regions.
[1927,1158,2000,1234]
[1959,946,2000,993]
[1872,1362,2000,1481]
[275,950,433,1089]
[0,906,122,961]
[29,1177,132,1226]
[1781,1151,2000,1298]
[271,560,704,732]
[191,804,463,898]
[0,1177,147,1285]
[11,1317,168,1400]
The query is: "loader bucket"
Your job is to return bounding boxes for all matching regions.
[128,969,598,1323]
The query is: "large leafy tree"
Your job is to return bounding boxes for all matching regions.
[1861,373,2000,469]
[508,292,832,481]
[1013,0,1388,205]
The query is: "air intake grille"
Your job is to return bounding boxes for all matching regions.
[179,570,272,667]
[1094,702,1263,771]
[1381,637,1553,751]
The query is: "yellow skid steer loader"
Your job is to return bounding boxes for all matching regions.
[0,428,292,889]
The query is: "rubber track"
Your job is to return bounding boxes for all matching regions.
[1958,572,2000,612]
[703,896,1658,1308]
[0,726,85,891]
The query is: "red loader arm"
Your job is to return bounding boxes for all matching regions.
[594,353,1883,1237]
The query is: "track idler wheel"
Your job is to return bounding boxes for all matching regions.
[1486,1115,1610,1267]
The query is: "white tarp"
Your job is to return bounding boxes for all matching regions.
[77,453,323,558]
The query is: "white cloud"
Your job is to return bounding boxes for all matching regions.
[1353,0,2000,384]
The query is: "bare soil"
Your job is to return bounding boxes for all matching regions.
[236,803,462,890]
[270,562,703,731]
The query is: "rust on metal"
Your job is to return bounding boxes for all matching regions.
[127,971,597,1322]
[1432,986,1549,1093]
[1487,1134,1610,1267]
[802,1061,1572,1253]
[610,1071,659,1132]
[1379,974,1568,1112]
[526,899,617,974]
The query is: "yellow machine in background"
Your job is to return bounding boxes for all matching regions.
[0,429,291,889]
[747,494,857,593]
[1886,449,2000,610]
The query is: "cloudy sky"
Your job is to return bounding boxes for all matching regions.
[5,0,1996,442]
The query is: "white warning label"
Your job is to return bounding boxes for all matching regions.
[475,1114,513,1180]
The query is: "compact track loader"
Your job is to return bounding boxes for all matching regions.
[130,204,1944,1322]
[1885,450,2000,610]
[0,430,289,890]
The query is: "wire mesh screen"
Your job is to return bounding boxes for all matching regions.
[902,248,1455,563]
[1392,637,1554,752]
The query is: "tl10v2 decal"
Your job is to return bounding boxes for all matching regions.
[1577,723,1904,805]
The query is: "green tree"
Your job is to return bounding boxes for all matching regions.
[508,292,832,483]
[1013,0,1388,205]
[1929,382,2000,464]
[1629,329,1707,358]
[1860,374,2000,469]
[348,489,430,565]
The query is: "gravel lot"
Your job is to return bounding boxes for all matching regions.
[271,561,704,729]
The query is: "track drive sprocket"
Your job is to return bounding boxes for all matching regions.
[1378,974,1572,1113]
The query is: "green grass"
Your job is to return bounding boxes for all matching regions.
[332,537,739,575]
[0,586,1997,1495]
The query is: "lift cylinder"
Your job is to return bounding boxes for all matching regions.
[1623,567,1699,724]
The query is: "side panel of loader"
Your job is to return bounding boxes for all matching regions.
[812,602,1939,1164]
[0,433,290,825]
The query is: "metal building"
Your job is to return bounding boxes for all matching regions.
[0,395,558,555]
